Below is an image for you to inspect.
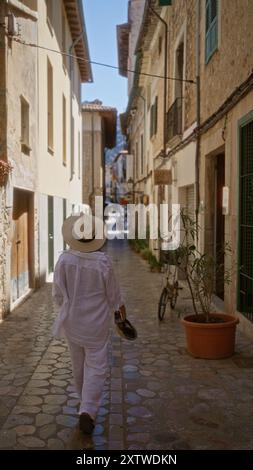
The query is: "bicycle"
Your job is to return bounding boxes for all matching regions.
[158,255,182,321]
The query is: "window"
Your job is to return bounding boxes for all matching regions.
[158,36,163,56]
[150,96,158,138]
[46,0,53,30]
[47,58,54,153]
[147,83,151,110]
[135,142,138,180]
[71,116,75,176]
[20,0,37,11]
[140,134,144,175]
[20,96,30,155]
[78,131,81,179]
[63,198,67,249]
[175,41,184,100]
[205,0,218,63]
[62,8,67,69]
[62,95,66,165]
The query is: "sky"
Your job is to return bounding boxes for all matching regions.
[82,0,129,113]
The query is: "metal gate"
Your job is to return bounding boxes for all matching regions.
[238,118,253,320]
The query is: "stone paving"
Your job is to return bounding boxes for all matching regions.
[1,240,253,450]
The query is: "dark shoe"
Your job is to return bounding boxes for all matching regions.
[115,312,137,341]
[79,413,95,434]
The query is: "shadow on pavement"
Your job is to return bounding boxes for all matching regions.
[66,425,94,450]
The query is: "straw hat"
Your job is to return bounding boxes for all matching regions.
[62,214,106,253]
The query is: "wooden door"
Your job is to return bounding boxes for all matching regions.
[48,195,54,273]
[238,120,253,319]
[11,190,29,302]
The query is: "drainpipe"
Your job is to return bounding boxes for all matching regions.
[91,111,95,210]
[148,3,168,259]
[0,2,7,162]
[195,0,201,237]
[69,32,83,181]
[148,2,168,158]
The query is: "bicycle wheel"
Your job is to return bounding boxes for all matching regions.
[158,287,169,321]
[170,281,178,310]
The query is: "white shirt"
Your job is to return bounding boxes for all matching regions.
[52,249,123,346]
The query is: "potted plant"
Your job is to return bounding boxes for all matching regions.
[170,212,239,359]
[0,159,13,186]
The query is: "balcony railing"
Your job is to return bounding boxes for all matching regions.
[166,97,183,141]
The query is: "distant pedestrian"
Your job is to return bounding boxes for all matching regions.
[52,214,126,434]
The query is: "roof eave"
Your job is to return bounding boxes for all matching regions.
[77,0,93,83]
[135,0,162,55]
[63,0,93,83]
[117,23,130,78]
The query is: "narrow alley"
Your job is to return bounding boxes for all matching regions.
[1,241,253,451]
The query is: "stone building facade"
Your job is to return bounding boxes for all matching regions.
[197,0,253,333]
[0,0,92,319]
[37,0,92,284]
[82,101,117,212]
[120,0,253,336]
[118,0,197,254]
[0,0,38,319]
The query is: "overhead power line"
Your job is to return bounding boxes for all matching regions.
[3,31,196,85]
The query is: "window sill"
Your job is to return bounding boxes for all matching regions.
[150,133,157,142]
[47,18,54,36]
[62,61,67,74]
[9,1,38,20]
[205,46,218,65]
[167,133,182,148]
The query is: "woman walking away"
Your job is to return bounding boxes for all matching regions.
[52,214,126,434]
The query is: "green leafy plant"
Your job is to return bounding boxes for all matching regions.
[0,159,13,186]
[148,252,162,272]
[164,211,233,322]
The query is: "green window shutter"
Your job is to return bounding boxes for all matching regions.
[205,0,218,63]
[154,96,158,135]
[150,104,154,138]
[238,118,253,319]
[150,97,158,138]
[159,0,172,6]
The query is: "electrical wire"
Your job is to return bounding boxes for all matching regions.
[3,30,196,85]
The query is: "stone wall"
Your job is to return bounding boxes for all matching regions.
[167,0,197,132]
[0,2,7,162]
[128,0,146,95]
[0,187,11,320]
[199,0,253,122]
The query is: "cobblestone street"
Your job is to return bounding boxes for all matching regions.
[1,241,253,450]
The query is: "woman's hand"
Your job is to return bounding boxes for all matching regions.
[119,304,126,321]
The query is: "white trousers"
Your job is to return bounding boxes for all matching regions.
[67,338,109,419]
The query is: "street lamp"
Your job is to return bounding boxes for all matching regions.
[126,177,144,203]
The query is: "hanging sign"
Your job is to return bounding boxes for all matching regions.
[154,169,172,185]
[159,0,172,6]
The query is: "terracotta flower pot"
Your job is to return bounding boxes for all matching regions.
[181,313,239,359]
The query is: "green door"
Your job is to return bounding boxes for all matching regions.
[48,196,54,274]
[238,118,253,320]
